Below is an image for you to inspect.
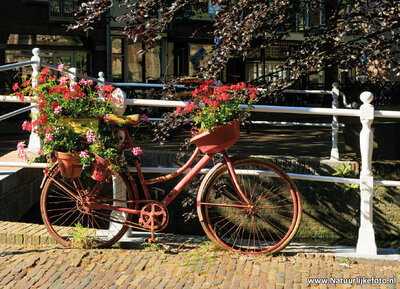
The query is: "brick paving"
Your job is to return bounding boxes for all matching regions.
[0,241,399,289]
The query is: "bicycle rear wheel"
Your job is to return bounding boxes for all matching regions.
[197,157,301,254]
[41,165,137,248]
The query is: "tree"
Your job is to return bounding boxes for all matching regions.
[70,0,400,92]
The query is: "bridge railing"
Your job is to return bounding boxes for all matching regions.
[1,48,399,256]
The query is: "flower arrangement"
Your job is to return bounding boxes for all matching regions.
[174,80,258,132]
[12,66,129,179]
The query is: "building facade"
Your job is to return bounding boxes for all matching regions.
[1,0,336,91]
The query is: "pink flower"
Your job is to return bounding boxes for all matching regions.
[103,115,109,122]
[131,147,143,156]
[59,77,68,86]
[86,129,99,143]
[54,106,62,114]
[79,150,89,159]
[87,80,93,85]
[17,141,26,152]
[44,133,53,142]
[57,63,64,72]
[17,141,28,161]
[78,79,85,84]
[22,121,32,132]
[53,127,60,134]
[140,114,149,122]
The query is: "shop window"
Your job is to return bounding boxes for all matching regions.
[145,47,161,81]
[112,37,124,81]
[36,35,83,46]
[265,61,289,83]
[189,44,213,76]
[7,34,33,45]
[308,70,325,88]
[127,42,143,83]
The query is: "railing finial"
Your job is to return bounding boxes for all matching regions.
[360,91,373,105]
[32,47,41,57]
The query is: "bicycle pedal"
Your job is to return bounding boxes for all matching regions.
[152,187,166,195]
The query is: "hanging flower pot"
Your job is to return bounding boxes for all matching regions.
[55,151,83,180]
[190,119,241,154]
[91,154,112,181]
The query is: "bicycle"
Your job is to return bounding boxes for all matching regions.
[40,114,302,255]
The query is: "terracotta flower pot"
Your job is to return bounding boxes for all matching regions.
[55,151,83,180]
[91,154,112,181]
[190,119,241,154]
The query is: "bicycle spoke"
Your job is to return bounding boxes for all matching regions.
[41,166,135,248]
[199,158,301,255]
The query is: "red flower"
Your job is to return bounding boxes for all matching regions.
[184,102,195,114]
[51,101,59,109]
[12,83,20,91]
[101,84,114,93]
[22,121,32,132]
[175,107,182,116]
[41,66,51,76]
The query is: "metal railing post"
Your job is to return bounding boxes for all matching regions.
[27,48,43,152]
[356,91,377,255]
[330,82,340,160]
[98,72,105,98]
[68,67,77,88]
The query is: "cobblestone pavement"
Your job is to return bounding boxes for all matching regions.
[0,241,399,289]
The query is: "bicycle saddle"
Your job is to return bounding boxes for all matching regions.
[106,114,140,125]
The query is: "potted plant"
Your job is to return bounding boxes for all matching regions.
[174,80,258,153]
[13,66,125,180]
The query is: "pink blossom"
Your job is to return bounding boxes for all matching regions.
[17,141,28,161]
[140,114,149,122]
[86,129,99,143]
[59,77,68,86]
[54,127,60,134]
[44,133,53,142]
[54,106,62,114]
[87,80,93,85]
[79,150,89,159]
[17,141,26,152]
[103,115,109,122]
[131,147,143,156]
[22,121,32,132]
[57,63,64,72]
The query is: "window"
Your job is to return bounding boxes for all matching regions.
[112,37,124,81]
[36,35,83,46]
[188,44,213,76]
[127,41,142,82]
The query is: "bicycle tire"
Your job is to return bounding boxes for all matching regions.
[197,157,302,254]
[41,165,137,248]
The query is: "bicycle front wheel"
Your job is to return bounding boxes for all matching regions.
[41,165,137,248]
[197,157,302,254]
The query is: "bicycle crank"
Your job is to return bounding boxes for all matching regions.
[139,200,169,231]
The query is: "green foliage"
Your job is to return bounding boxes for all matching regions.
[12,67,126,174]
[333,164,359,193]
[70,222,100,249]
[141,240,163,251]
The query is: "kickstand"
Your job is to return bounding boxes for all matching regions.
[144,217,157,244]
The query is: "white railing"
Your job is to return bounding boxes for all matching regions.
[1,48,399,256]
[0,48,355,160]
